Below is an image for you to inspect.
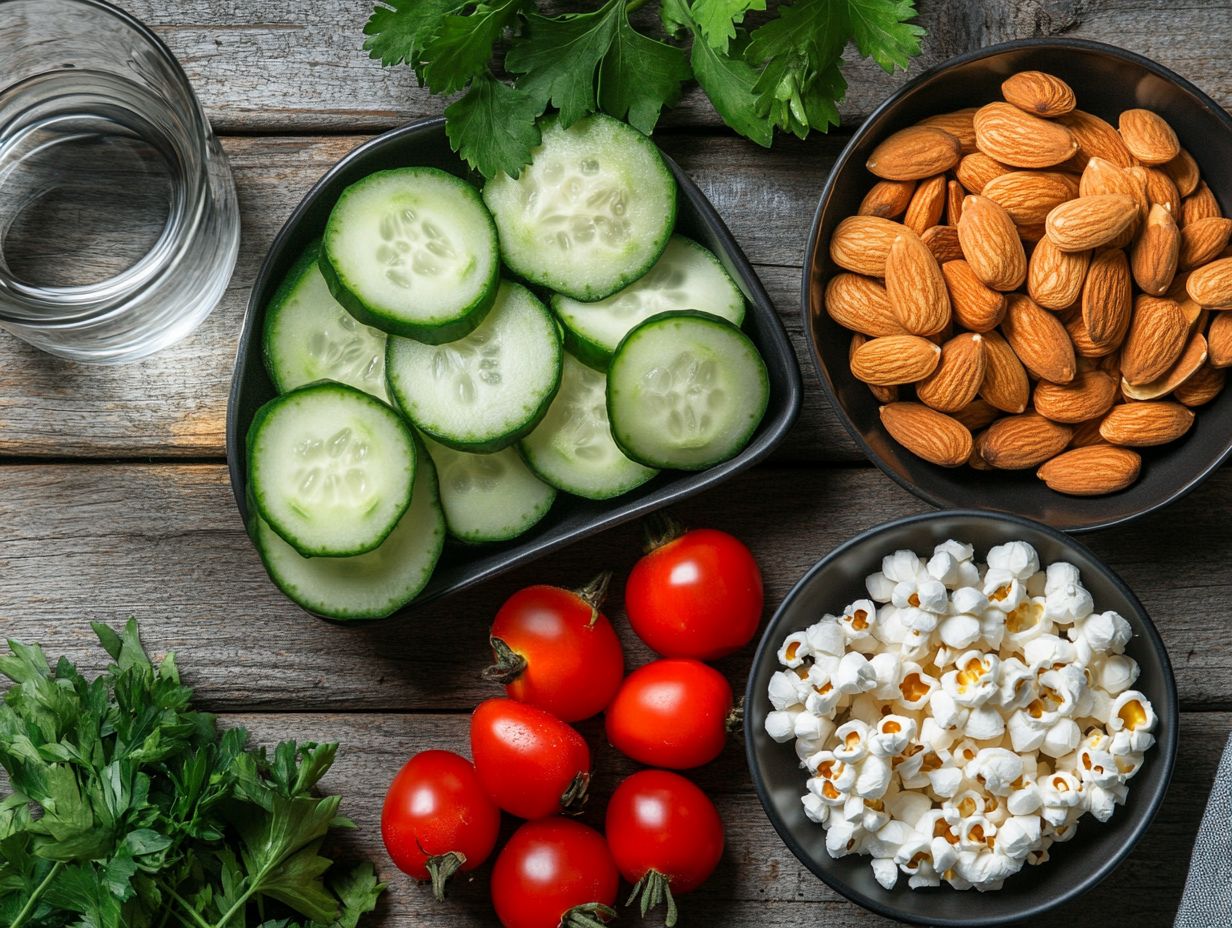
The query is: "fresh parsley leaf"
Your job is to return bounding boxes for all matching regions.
[598,8,690,133]
[505,7,618,126]
[445,75,544,178]
[690,37,773,145]
[322,863,385,928]
[422,0,529,94]
[690,0,766,52]
[845,0,924,72]
[363,0,463,71]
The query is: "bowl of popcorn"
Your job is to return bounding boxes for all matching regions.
[803,38,1232,531]
[744,510,1178,925]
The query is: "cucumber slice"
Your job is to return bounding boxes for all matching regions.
[607,311,769,471]
[253,439,445,620]
[422,435,556,543]
[321,167,499,343]
[483,114,676,301]
[248,382,416,557]
[520,354,658,499]
[553,236,745,370]
[262,241,390,402]
[386,281,562,452]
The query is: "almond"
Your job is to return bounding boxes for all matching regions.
[921,225,964,264]
[1174,363,1226,406]
[946,180,965,226]
[879,402,973,467]
[1069,417,1108,448]
[1081,249,1133,349]
[904,175,948,235]
[1099,401,1195,446]
[941,259,1008,332]
[850,334,942,385]
[974,102,1078,168]
[1045,194,1138,251]
[1130,203,1180,296]
[951,398,1000,431]
[1163,148,1200,197]
[1121,294,1189,385]
[1001,71,1076,118]
[830,216,912,277]
[1118,109,1180,165]
[917,109,980,154]
[957,195,1027,290]
[1078,157,1148,218]
[886,233,951,335]
[824,273,905,337]
[1180,217,1232,270]
[1033,370,1119,423]
[1209,313,1232,368]
[978,413,1073,469]
[867,126,962,181]
[982,170,1078,225]
[1181,182,1221,226]
[1138,166,1181,217]
[1056,110,1135,169]
[1028,235,1090,310]
[1036,445,1141,495]
[849,334,899,403]
[858,180,916,219]
[1123,331,1209,400]
[1001,293,1076,383]
[956,152,1011,194]
[916,332,988,412]
[979,330,1030,413]
[1065,306,1117,358]
[1186,257,1232,307]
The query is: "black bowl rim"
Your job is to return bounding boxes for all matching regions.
[743,508,1180,927]
[800,36,1232,534]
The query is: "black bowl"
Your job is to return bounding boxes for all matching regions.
[226,117,801,620]
[802,38,1232,532]
[744,509,1178,926]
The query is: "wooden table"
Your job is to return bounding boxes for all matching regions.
[3,2,1230,925]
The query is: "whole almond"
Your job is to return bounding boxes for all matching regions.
[957,195,1027,290]
[982,170,1078,225]
[951,398,1000,431]
[824,273,905,337]
[1080,248,1132,350]
[1079,157,1148,218]
[1181,182,1221,226]
[879,402,973,467]
[830,216,912,276]
[1065,307,1117,358]
[1001,71,1076,118]
[916,333,988,412]
[1099,401,1195,446]
[1209,313,1232,367]
[1186,257,1232,307]
[941,259,1008,332]
[978,413,1073,469]
[1180,217,1232,270]
[1001,293,1076,383]
[1131,203,1180,296]
[1139,166,1181,217]
[979,331,1031,413]
[921,225,964,264]
[946,180,965,226]
[886,233,951,335]
[956,152,1011,194]
[917,109,980,154]
[974,102,1078,168]
[1045,194,1138,251]
[1028,235,1090,310]
[1163,148,1200,197]
[1174,363,1226,406]
[851,334,941,385]
[1033,370,1119,423]
[1118,109,1181,165]
[1069,417,1108,448]
[1121,294,1188,385]
[1037,445,1141,495]
[1057,110,1135,169]
[867,126,962,181]
[850,334,899,403]
[1123,331,1209,400]
[904,175,948,234]
[858,180,916,219]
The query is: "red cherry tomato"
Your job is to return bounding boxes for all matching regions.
[625,528,763,660]
[485,578,625,722]
[606,770,725,923]
[471,698,591,819]
[605,659,733,769]
[491,818,619,928]
[380,750,501,900]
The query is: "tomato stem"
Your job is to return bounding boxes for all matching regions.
[425,850,467,902]
[726,697,745,735]
[562,902,618,928]
[641,512,687,554]
[560,770,591,814]
[482,636,528,685]
[575,571,614,625]
[626,869,679,927]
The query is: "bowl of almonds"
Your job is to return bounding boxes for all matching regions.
[803,38,1232,531]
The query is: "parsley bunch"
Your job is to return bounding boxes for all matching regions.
[363,0,925,178]
[0,620,383,928]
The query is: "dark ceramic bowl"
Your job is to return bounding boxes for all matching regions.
[802,38,1232,532]
[227,117,801,620]
[745,510,1178,926]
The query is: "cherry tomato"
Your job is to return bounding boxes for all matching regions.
[625,527,763,661]
[606,770,725,924]
[471,697,591,819]
[605,659,733,769]
[380,750,501,900]
[485,577,624,722]
[491,818,619,928]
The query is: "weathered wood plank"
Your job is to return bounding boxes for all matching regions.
[2,462,1228,711]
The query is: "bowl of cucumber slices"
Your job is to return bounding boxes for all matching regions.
[227,115,801,622]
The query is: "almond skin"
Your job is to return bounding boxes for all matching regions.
[978,413,1073,469]
[916,333,988,412]
[982,171,1078,225]
[879,402,973,467]
[1174,363,1226,406]
[867,126,963,181]
[1069,418,1108,448]
[1001,71,1076,118]
[1186,257,1232,308]
[903,174,948,235]
[824,273,906,337]
[951,398,1000,431]
[1118,109,1181,165]
[1028,236,1090,310]
[1079,157,1148,218]
[1099,401,1195,446]
[1121,294,1189,385]
[917,109,980,154]
[1001,293,1077,384]
[973,102,1079,168]
[1065,306,1117,359]
[1209,313,1232,368]
[830,216,912,277]
[1180,217,1232,270]
[1045,194,1138,251]
[1033,370,1119,423]
[849,334,899,403]
[858,180,916,219]
[1057,110,1135,170]
[850,334,942,385]
[1163,148,1200,197]
[1122,331,1209,400]
[921,225,964,264]
[979,330,1031,413]
[941,259,1008,332]
[957,195,1027,291]
[1181,182,1221,226]
[946,180,965,226]
[1081,249,1133,349]
[1139,166,1181,217]
[1131,203,1181,296]
[1037,445,1142,495]
[956,152,1011,194]
[886,233,951,336]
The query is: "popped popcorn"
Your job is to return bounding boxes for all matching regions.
[764,538,1159,892]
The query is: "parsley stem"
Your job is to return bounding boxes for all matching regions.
[624,0,651,13]
[10,860,64,928]
[164,885,215,928]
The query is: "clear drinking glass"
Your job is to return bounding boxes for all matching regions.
[0,0,240,363]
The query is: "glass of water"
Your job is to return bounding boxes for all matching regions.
[0,0,240,363]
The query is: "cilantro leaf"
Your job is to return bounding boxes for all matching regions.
[505,7,618,126]
[422,0,529,94]
[598,8,690,133]
[445,75,544,178]
[363,0,463,70]
[691,0,766,52]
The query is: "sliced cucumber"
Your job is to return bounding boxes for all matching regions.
[552,236,745,370]
[321,167,499,343]
[262,240,390,402]
[607,311,768,471]
[483,114,677,302]
[520,354,658,499]
[386,281,562,452]
[421,434,556,543]
[248,382,416,557]
[253,439,445,620]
